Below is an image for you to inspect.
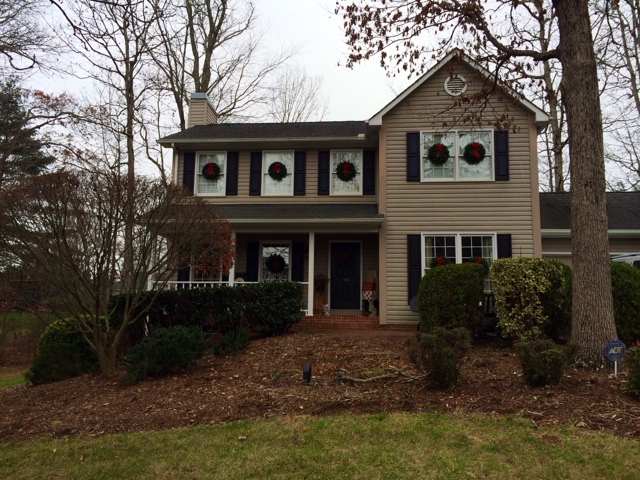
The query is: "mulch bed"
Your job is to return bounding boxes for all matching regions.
[1,330,639,443]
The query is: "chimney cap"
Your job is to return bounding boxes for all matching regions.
[190,92,208,100]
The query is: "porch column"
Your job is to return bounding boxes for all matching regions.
[307,232,315,315]
[228,231,236,286]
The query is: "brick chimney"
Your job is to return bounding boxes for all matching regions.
[187,93,217,128]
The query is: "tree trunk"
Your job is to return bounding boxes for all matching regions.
[554,0,617,369]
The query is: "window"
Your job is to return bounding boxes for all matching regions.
[260,242,291,281]
[423,233,495,274]
[421,130,492,181]
[263,151,294,196]
[331,150,363,195]
[196,152,226,195]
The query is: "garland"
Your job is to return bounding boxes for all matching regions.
[462,142,486,165]
[427,143,450,165]
[266,253,286,274]
[336,160,357,182]
[202,162,221,181]
[268,161,288,181]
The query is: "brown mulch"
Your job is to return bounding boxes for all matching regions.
[1,330,639,444]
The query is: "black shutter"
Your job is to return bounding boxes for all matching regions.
[497,234,512,258]
[318,151,330,195]
[249,152,262,196]
[407,234,422,304]
[225,152,239,196]
[291,242,305,282]
[177,266,190,281]
[494,131,509,181]
[246,241,260,281]
[363,150,376,195]
[183,152,196,193]
[406,132,420,182]
[294,151,306,196]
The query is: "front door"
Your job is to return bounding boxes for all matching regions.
[330,242,361,310]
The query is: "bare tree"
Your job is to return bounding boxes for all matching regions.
[0,0,53,71]
[150,0,295,126]
[265,65,329,123]
[0,168,234,376]
[595,0,640,189]
[336,0,616,368]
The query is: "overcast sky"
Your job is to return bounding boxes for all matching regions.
[256,0,409,121]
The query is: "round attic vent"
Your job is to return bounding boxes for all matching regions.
[444,75,467,96]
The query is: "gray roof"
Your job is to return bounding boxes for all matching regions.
[215,204,383,223]
[540,192,640,230]
[160,121,368,143]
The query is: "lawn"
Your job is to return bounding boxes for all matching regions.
[1,413,638,479]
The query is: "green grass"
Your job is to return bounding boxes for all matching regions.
[1,413,638,479]
[0,372,26,388]
[0,311,48,336]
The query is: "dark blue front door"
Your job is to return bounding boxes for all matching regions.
[330,242,361,310]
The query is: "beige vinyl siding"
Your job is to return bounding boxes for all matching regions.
[177,150,378,205]
[542,236,640,267]
[381,61,538,325]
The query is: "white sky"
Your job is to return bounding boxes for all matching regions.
[255,0,409,121]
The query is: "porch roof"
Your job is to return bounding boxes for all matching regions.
[215,203,384,225]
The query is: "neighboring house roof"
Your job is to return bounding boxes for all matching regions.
[367,49,550,132]
[215,204,383,225]
[159,121,368,144]
[540,192,640,233]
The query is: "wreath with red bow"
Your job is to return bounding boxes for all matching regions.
[336,161,357,182]
[462,142,487,165]
[268,161,288,181]
[427,143,450,165]
[266,254,286,274]
[202,162,221,180]
[430,257,453,268]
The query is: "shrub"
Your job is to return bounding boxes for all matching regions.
[491,258,571,343]
[240,282,303,336]
[515,339,574,387]
[623,347,640,399]
[407,327,471,389]
[25,317,98,384]
[124,326,206,382]
[212,328,250,356]
[610,262,640,347]
[417,263,486,335]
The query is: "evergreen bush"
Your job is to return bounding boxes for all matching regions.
[25,317,98,384]
[212,328,250,356]
[491,258,571,343]
[124,326,206,382]
[610,262,640,347]
[407,327,471,389]
[623,347,640,399]
[240,281,303,336]
[515,339,574,387]
[417,263,486,335]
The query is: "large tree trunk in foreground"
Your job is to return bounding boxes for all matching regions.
[554,0,617,369]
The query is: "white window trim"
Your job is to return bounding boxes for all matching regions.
[421,232,497,274]
[330,149,364,196]
[420,130,494,182]
[259,240,292,281]
[195,151,227,197]
[262,151,294,196]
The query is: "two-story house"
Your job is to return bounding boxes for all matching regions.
[158,50,550,327]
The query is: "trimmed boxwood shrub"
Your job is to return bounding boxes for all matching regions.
[240,281,304,336]
[124,326,206,382]
[611,262,640,347]
[417,263,486,335]
[491,258,571,343]
[623,347,640,399]
[407,327,471,390]
[515,339,574,387]
[26,317,98,384]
